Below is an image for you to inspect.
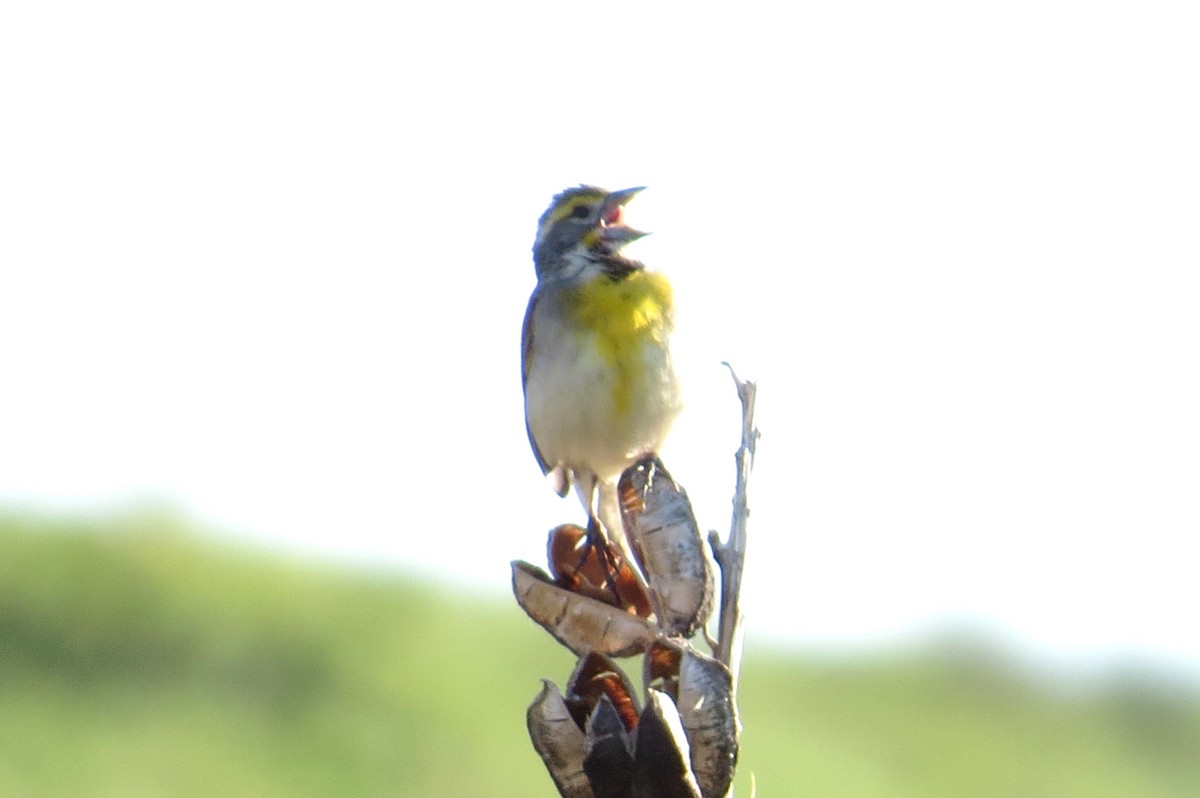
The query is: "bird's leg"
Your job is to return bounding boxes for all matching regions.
[579,474,625,604]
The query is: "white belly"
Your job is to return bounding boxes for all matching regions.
[525,330,679,481]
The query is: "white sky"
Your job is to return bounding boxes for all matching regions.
[3,1,1198,672]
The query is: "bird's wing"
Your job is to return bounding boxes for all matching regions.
[522,288,570,496]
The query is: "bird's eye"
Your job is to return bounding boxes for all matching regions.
[570,204,591,220]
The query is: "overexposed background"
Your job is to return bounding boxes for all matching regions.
[3,1,1197,673]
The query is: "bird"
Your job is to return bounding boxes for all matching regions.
[521,185,681,564]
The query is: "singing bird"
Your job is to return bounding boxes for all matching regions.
[521,185,681,546]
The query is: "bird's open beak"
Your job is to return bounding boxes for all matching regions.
[598,186,648,246]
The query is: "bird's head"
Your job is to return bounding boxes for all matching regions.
[532,185,647,280]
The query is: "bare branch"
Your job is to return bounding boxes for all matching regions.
[710,364,758,687]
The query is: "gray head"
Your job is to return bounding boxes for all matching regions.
[532,185,647,279]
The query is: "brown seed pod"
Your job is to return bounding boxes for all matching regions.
[512,561,660,658]
[631,689,703,798]
[527,680,594,798]
[566,652,641,734]
[643,639,684,703]
[547,523,653,618]
[617,457,714,636]
[583,695,635,798]
[677,649,739,798]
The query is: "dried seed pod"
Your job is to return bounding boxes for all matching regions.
[678,649,739,798]
[527,680,594,798]
[632,689,703,798]
[583,695,635,798]
[512,561,660,658]
[644,640,684,702]
[548,523,653,618]
[618,457,713,636]
[566,653,640,734]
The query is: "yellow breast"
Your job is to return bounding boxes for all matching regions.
[564,271,674,413]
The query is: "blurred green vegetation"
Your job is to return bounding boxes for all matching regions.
[2,510,1198,797]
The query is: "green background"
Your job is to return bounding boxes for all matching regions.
[3,511,1197,797]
